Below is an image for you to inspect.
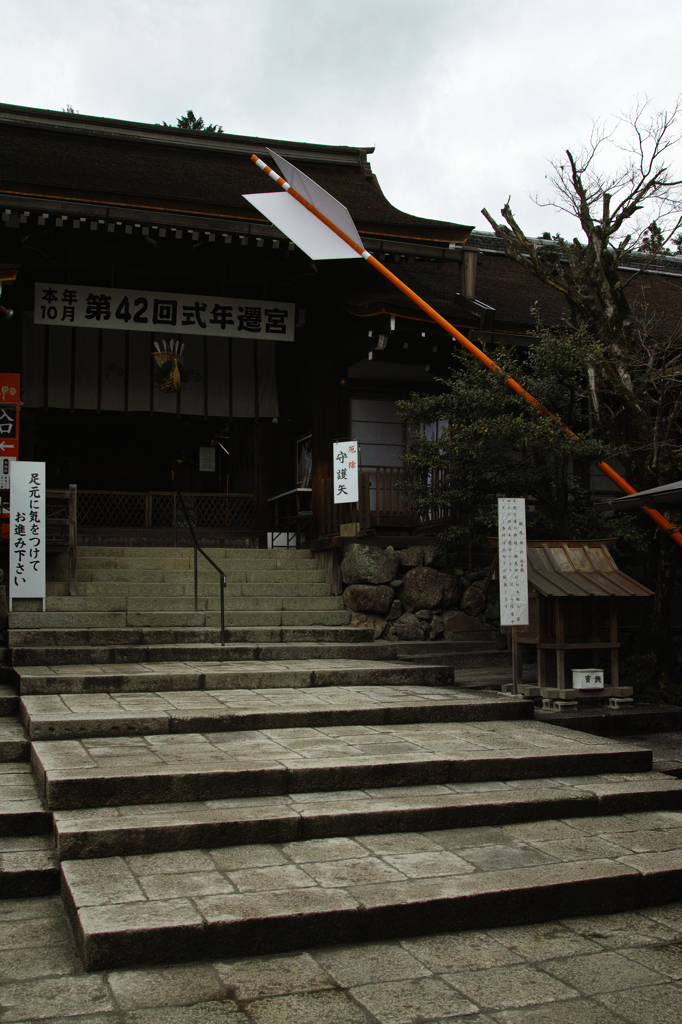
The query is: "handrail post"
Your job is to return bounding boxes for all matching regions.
[194,544,198,612]
[220,574,226,646]
[173,492,177,549]
[68,484,78,597]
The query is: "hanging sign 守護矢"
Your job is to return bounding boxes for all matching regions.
[333,440,359,504]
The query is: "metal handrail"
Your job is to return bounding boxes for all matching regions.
[175,490,226,646]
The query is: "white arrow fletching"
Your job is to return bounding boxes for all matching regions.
[243,191,363,261]
[267,149,364,251]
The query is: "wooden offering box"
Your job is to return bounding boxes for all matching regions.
[488,540,653,705]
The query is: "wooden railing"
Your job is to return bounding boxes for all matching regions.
[318,472,371,536]
[46,486,78,595]
[75,491,256,530]
[316,466,451,537]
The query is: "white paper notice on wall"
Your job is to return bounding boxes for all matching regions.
[333,440,359,503]
[199,447,216,472]
[10,461,46,607]
[498,497,528,626]
[0,456,16,490]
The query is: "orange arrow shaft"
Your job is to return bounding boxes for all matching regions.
[250,154,682,547]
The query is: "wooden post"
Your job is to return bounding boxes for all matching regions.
[555,598,566,691]
[511,626,522,694]
[68,484,77,597]
[610,596,619,688]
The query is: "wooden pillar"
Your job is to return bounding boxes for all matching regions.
[555,598,566,690]
[311,317,340,531]
[610,596,619,687]
[68,484,78,597]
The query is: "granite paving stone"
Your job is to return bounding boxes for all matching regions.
[124,1007,248,1023]
[349,976,478,1023]
[107,963,226,1009]
[596,982,682,1022]
[381,851,477,877]
[0,975,115,1021]
[493,1000,626,1023]
[560,910,682,948]
[542,949,665,993]
[619,940,682,979]
[225,864,315,892]
[313,942,431,987]
[401,932,526,972]
[455,844,558,871]
[215,952,334,999]
[489,922,604,960]
[246,989,369,1024]
[442,963,578,1009]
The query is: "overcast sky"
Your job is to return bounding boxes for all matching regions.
[2,0,681,238]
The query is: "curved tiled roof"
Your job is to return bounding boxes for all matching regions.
[0,104,472,244]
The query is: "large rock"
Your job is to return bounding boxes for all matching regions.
[341,545,400,585]
[443,610,488,638]
[429,615,444,639]
[422,546,438,566]
[401,567,462,612]
[393,613,424,641]
[343,584,394,616]
[460,585,486,618]
[387,599,403,621]
[399,546,425,568]
[349,612,387,639]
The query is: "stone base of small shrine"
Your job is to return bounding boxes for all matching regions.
[503,683,634,706]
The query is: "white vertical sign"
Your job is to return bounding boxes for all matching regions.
[199,447,216,472]
[0,456,16,490]
[333,440,359,503]
[10,462,46,606]
[498,498,528,626]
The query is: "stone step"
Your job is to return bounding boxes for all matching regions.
[0,717,29,761]
[0,835,59,898]
[75,570,328,583]
[47,582,333,597]
[8,610,352,629]
[31,721,651,811]
[0,684,19,716]
[42,596,345,612]
[0,763,52,836]
[11,642,510,670]
[21,686,531,741]
[15,659,454,695]
[62,806,682,970]
[10,613,129,629]
[9,625,371,650]
[78,547,313,559]
[77,558,322,572]
[54,771,682,861]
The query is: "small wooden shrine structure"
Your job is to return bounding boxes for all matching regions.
[488,540,653,706]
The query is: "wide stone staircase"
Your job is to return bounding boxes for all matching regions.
[3,545,682,971]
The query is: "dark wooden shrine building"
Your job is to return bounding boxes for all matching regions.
[2,103,682,543]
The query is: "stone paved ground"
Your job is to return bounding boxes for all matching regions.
[4,893,682,1023]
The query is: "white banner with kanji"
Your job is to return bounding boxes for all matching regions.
[333,440,359,503]
[498,497,528,626]
[10,461,46,606]
[34,284,295,341]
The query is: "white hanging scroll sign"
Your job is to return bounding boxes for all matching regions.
[10,461,46,609]
[333,440,359,504]
[498,497,528,626]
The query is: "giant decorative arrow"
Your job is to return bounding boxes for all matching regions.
[245,151,682,547]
